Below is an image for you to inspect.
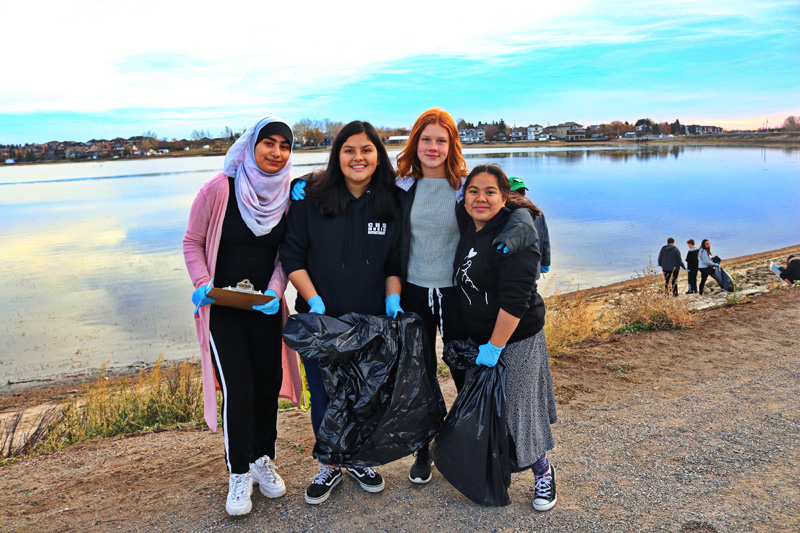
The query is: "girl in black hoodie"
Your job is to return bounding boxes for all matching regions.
[280,121,403,505]
[454,164,559,512]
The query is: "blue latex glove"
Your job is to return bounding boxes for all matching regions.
[308,295,325,314]
[496,243,509,254]
[385,294,404,318]
[252,290,280,315]
[714,263,720,267]
[192,278,215,312]
[476,341,505,367]
[540,265,550,274]
[291,180,306,201]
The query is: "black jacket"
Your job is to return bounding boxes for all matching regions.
[280,189,402,317]
[685,248,699,270]
[779,257,800,283]
[453,206,545,345]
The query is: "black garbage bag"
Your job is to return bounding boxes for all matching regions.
[714,265,734,292]
[432,339,513,507]
[282,312,446,468]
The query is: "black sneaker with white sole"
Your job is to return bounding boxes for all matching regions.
[532,465,557,512]
[347,466,385,493]
[408,446,432,484]
[305,464,342,505]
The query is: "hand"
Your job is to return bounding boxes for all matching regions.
[192,279,215,309]
[291,180,306,201]
[308,295,325,314]
[385,294,404,318]
[714,263,720,267]
[476,341,505,367]
[496,243,509,254]
[252,290,280,315]
[540,266,550,274]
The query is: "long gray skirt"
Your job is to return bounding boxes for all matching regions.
[467,329,558,469]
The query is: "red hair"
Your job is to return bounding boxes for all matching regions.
[396,108,468,190]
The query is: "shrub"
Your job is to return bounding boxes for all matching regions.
[31,358,204,457]
[611,264,694,332]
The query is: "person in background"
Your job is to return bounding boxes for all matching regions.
[777,254,800,284]
[394,108,470,484]
[685,239,699,294]
[697,238,720,295]
[183,116,296,516]
[280,120,403,505]
[657,237,686,297]
[508,176,551,279]
[454,164,558,512]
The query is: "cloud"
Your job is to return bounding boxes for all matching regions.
[1,0,797,141]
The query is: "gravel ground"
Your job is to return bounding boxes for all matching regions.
[1,289,798,532]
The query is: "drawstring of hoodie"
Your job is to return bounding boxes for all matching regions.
[427,287,445,339]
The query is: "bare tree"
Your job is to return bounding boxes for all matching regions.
[782,116,800,132]
[293,119,325,146]
[323,120,343,138]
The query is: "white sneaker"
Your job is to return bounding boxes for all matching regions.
[250,456,286,498]
[226,472,253,516]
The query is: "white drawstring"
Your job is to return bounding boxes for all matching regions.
[427,287,445,339]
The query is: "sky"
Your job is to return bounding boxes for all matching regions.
[1,0,798,144]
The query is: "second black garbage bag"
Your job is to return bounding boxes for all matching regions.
[432,338,514,507]
[282,312,446,468]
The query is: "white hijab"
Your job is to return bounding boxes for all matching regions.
[223,116,293,236]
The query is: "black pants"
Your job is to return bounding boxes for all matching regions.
[699,267,715,295]
[663,268,679,296]
[402,283,467,392]
[687,269,698,293]
[209,304,283,474]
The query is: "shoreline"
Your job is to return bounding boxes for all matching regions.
[3,242,797,403]
[3,133,798,168]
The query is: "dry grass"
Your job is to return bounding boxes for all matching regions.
[1,358,205,462]
[610,265,695,333]
[543,278,604,355]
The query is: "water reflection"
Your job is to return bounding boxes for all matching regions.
[1,146,798,386]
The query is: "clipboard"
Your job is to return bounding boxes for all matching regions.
[207,279,275,310]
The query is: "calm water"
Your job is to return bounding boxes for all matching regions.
[1,146,798,385]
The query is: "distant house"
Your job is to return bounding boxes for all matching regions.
[459,128,485,143]
[566,129,586,141]
[511,127,528,141]
[555,122,583,140]
[387,135,410,144]
[686,125,722,135]
[43,141,66,161]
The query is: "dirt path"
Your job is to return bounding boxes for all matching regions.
[2,284,798,532]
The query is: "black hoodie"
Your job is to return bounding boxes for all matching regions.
[453,206,545,345]
[280,190,402,317]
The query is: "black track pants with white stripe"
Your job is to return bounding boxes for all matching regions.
[209,304,283,474]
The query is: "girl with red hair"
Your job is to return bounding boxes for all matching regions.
[395,108,470,484]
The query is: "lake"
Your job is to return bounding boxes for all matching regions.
[1,145,798,386]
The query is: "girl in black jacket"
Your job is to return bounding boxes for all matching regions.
[280,121,403,505]
[455,164,559,512]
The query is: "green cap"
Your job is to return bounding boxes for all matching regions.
[508,176,528,192]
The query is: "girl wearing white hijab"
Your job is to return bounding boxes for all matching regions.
[183,116,302,516]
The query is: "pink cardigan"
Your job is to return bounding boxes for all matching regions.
[183,171,306,431]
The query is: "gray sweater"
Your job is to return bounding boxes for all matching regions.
[407,178,460,288]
